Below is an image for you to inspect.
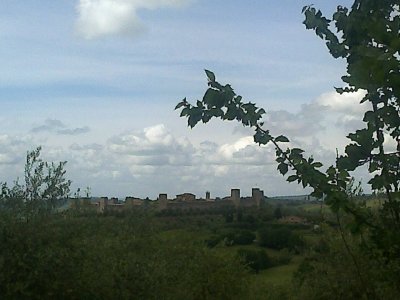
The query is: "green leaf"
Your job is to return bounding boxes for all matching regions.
[174,98,186,110]
[209,108,224,117]
[253,130,271,145]
[234,95,242,104]
[224,105,238,121]
[335,87,344,94]
[312,162,323,168]
[257,108,266,115]
[276,157,285,163]
[363,111,375,123]
[290,148,304,156]
[287,175,298,182]
[187,107,203,128]
[302,5,309,14]
[180,107,190,117]
[277,163,289,175]
[205,69,216,82]
[203,88,221,108]
[275,135,289,143]
[202,113,212,123]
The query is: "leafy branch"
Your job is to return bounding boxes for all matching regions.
[175,70,368,222]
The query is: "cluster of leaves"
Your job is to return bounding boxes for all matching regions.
[0,147,71,219]
[175,69,266,129]
[303,0,400,209]
[176,70,364,218]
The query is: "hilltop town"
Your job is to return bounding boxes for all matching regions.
[71,187,267,213]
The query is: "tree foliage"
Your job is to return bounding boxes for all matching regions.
[0,212,250,299]
[237,248,272,273]
[258,227,304,252]
[0,147,71,218]
[176,0,400,298]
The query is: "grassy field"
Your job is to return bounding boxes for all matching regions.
[246,255,302,299]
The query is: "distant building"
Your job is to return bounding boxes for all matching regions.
[70,187,266,213]
[156,188,264,212]
[176,193,196,202]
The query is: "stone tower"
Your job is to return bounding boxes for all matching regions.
[99,197,108,213]
[231,189,240,208]
[252,188,264,207]
[158,193,168,211]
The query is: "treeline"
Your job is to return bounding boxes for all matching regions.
[0,211,250,299]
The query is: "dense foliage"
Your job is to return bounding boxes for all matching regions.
[237,248,272,273]
[0,149,255,299]
[258,227,304,252]
[0,212,251,299]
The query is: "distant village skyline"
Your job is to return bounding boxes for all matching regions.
[73,187,271,213]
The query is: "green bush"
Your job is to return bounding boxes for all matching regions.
[258,227,304,252]
[273,248,292,266]
[205,235,221,248]
[233,230,256,245]
[237,248,272,273]
[211,229,256,247]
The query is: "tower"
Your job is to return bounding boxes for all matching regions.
[252,188,264,207]
[158,193,168,210]
[99,197,108,213]
[231,189,240,208]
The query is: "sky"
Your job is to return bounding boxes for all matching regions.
[1,0,390,199]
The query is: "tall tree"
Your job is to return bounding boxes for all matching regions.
[0,147,71,218]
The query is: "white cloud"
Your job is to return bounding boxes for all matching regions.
[257,90,368,150]
[75,0,189,39]
[315,90,368,115]
[31,119,65,133]
[0,88,378,198]
[31,119,90,136]
[0,135,31,165]
[108,124,194,165]
[58,127,90,135]
[0,135,33,187]
[217,136,275,165]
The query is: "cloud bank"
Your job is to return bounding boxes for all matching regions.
[75,0,189,39]
[31,119,90,136]
[0,91,375,198]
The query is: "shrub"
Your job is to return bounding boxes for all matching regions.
[258,227,304,251]
[213,229,256,247]
[233,230,256,245]
[205,235,221,248]
[237,248,272,273]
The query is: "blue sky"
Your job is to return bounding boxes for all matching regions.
[2,0,384,199]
